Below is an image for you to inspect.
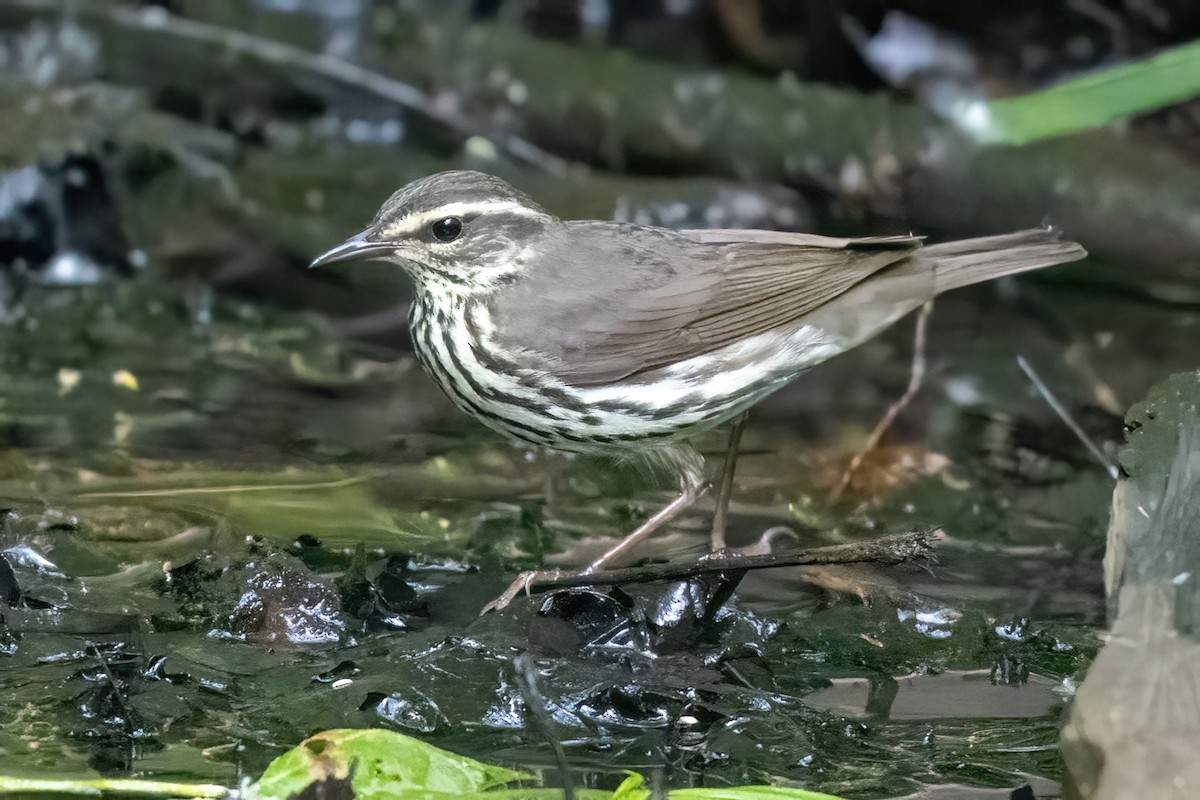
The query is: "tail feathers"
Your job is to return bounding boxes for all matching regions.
[926,227,1087,295]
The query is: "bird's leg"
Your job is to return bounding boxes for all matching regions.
[833,299,935,501]
[480,488,705,614]
[583,485,704,573]
[482,447,708,614]
[706,414,800,557]
[709,413,748,551]
[581,443,708,573]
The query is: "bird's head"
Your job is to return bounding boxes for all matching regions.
[309,170,556,293]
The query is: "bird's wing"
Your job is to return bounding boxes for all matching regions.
[672,229,923,348]
[682,229,920,247]
[496,223,926,386]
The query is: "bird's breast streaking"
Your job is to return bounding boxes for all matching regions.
[409,290,841,452]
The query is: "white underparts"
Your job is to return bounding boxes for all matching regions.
[413,295,839,451]
[577,326,841,423]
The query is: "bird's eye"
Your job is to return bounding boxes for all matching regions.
[430,216,463,242]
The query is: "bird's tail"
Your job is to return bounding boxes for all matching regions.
[926,227,1087,295]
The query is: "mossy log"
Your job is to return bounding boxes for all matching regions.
[1060,371,1200,799]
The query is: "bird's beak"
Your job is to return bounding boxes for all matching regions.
[308,230,397,269]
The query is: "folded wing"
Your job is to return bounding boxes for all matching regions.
[495,224,927,386]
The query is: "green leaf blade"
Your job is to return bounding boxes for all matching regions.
[976,39,1200,144]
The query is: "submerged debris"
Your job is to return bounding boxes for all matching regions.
[0,153,133,287]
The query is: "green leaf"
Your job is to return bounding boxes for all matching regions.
[246,729,532,800]
[975,39,1200,144]
[244,730,851,800]
[612,773,651,800]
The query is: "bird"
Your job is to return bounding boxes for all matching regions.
[310,170,1087,609]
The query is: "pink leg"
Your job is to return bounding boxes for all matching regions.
[583,487,703,573]
[709,413,748,551]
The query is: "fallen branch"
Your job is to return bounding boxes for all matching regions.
[0,0,568,173]
[528,529,939,592]
[7,0,1197,276]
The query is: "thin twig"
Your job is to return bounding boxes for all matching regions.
[6,0,569,173]
[528,530,939,592]
[512,654,575,800]
[1017,355,1119,480]
[833,299,935,501]
[86,641,136,738]
[0,776,230,798]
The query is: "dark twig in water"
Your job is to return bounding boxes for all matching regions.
[511,654,575,800]
[1016,355,1119,480]
[86,641,136,739]
[6,0,569,173]
[530,530,939,592]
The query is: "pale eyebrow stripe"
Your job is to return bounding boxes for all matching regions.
[380,200,549,238]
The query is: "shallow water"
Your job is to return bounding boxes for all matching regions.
[1,269,1182,798]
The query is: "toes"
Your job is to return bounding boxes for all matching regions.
[702,526,800,558]
[480,570,555,615]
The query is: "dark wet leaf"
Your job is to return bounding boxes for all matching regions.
[529,587,649,657]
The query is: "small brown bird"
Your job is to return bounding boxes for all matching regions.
[312,170,1087,608]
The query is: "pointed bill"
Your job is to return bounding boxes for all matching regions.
[308,230,396,269]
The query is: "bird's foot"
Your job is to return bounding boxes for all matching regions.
[701,525,800,559]
[480,569,565,615]
[482,485,705,614]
